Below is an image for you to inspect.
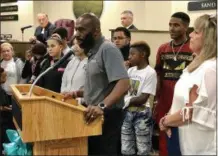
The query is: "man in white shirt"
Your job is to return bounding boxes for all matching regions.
[121,41,157,155]
[121,10,138,30]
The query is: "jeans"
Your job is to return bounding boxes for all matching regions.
[121,107,152,156]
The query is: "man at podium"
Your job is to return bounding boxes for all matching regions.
[72,13,130,155]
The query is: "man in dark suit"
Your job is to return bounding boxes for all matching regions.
[121,10,138,30]
[29,13,56,44]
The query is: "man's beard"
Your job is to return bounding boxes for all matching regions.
[78,32,95,54]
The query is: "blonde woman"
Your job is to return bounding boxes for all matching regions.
[0,43,24,98]
[37,34,70,93]
[159,14,217,155]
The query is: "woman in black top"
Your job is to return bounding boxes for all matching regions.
[37,34,70,93]
[0,67,10,106]
[0,67,15,153]
[22,43,47,83]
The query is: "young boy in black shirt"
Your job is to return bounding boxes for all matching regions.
[0,67,15,154]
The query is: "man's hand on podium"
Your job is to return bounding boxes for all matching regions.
[62,90,84,101]
[62,91,78,100]
[84,105,103,124]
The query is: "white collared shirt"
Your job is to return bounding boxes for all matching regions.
[41,28,45,34]
[63,46,71,56]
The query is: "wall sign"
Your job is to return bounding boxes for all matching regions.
[0,5,18,12]
[0,0,18,3]
[0,14,18,21]
[188,0,217,11]
[0,34,12,40]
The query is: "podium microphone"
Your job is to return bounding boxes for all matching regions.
[52,50,74,69]
[28,50,74,96]
[21,25,33,31]
[21,25,33,41]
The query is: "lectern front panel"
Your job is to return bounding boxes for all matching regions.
[12,97,22,130]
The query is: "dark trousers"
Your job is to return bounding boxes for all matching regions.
[0,95,15,153]
[0,110,16,153]
[88,108,124,156]
[167,127,181,156]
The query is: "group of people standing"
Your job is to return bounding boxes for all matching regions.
[0,10,217,156]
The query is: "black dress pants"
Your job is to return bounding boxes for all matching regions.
[88,108,124,156]
[0,110,16,153]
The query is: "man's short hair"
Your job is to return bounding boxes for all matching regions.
[114,27,131,39]
[121,10,133,16]
[52,27,68,40]
[80,13,101,30]
[130,41,150,59]
[171,12,190,26]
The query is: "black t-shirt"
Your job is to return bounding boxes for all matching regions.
[37,57,69,93]
[0,86,10,106]
[120,44,130,61]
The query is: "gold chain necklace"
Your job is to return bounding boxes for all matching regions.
[171,39,187,61]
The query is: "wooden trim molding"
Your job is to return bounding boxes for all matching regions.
[109,29,169,33]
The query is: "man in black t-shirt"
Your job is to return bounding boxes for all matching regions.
[0,67,15,154]
[112,27,131,68]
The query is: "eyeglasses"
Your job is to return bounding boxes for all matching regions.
[112,37,127,41]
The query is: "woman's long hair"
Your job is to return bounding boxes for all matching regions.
[188,14,217,72]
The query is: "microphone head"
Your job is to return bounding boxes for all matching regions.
[21,25,33,31]
[52,49,74,69]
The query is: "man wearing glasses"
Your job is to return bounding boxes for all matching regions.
[112,27,131,68]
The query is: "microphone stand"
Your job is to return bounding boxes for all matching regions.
[21,29,24,41]
[28,66,53,97]
[28,50,74,96]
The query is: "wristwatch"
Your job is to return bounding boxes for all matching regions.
[98,102,106,110]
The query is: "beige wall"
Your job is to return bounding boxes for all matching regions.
[144,1,172,31]
[101,1,146,39]
[1,1,35,41]
[131,31,170,67]
[36,1,147,39]
[1,1,216,41]
[172,1,216,27]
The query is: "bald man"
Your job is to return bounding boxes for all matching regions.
[73,13,129,155]
[29,13,56,44]
[121,10,138,30]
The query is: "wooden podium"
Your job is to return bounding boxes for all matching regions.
[10,84,103,155]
